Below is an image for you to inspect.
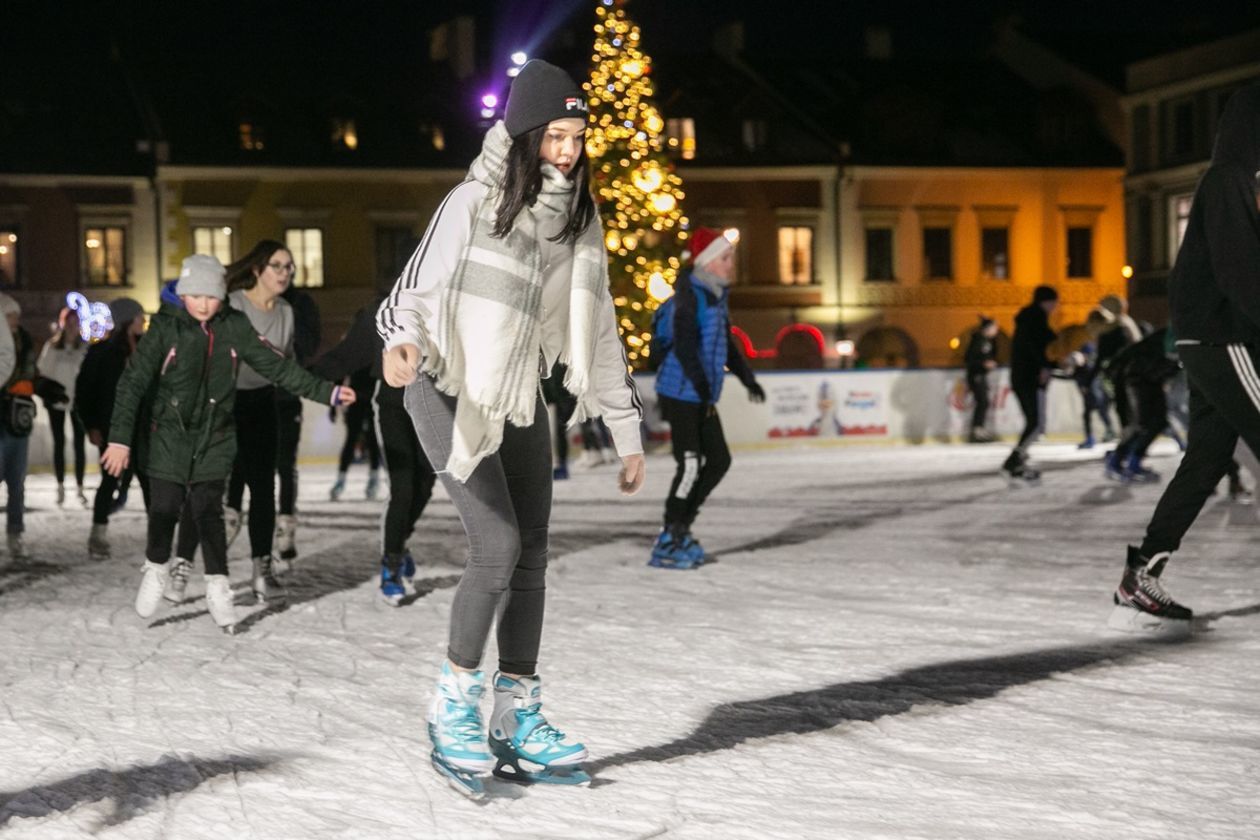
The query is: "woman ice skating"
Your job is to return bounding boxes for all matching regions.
[377,59,645,797]
[0,293,37,561]
[964,316,999,443]
[36,307,89,507]
[100,254,354,633]
[650,226,765,569]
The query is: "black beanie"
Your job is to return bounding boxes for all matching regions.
[504,60,588,138]
[1033,285,1059,304]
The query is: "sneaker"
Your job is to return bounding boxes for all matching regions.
[204,574,239,632]
[56,484,66,507]
[88,524,110,560]
[1109,545,1192,631]
[223,507,243,548]
[6,534,29,561]
[275,514,298,561]
[648,529,700,570]
[365,471,380,500]
[251,555,287,604]
[380,553,406,605]
[489,672,588,775]
[135,561,170,618]
[163,557,193,603]
[329,473,346,501]
[429,661,496,774]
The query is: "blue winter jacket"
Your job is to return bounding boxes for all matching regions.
[656,273,755,404]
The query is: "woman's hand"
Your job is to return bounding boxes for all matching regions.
[618,453,646,496]
[100,444,130,477]
[383,344,421,388]
[333,386,357,407]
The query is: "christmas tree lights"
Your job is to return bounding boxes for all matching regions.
[586,0,687,368]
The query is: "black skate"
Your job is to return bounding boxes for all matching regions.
[1001,452,1040,486]
[1108,546,1192,633]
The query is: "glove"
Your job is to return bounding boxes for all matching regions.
[747,381,766,404]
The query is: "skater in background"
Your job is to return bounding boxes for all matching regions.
[652,225,765,568]
[964,316,998,443]
[36,306,88,506]
[1001,285,1058,482]
[377,60,644,796]
[101,255,354,633]
[222,240,301,597]
[1108,84,1260,631]
[1102,327,1180,483]
[0,293,36,560]
[328,366,382,500]
[273,281,321,562]
[75,297,149,561]
[542,360,577,479]
[1097,293,1144,431]
[312,292,436,604]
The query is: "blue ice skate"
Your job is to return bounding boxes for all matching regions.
[1103,451,1130,482]
[401,550,417,591]
[488,672,591,786]
[380,554,406,606]
[429,662,496,799]
[648,529,701,570]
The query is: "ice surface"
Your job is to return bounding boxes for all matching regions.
[2,440,1258,839]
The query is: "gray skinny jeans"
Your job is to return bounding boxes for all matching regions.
[405,375,552,675]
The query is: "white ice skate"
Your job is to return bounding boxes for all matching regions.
[204,574,239,634]
[135,561,171,619]
[251,555,287,604]
[163,557,193,603]
[488,672,590,786]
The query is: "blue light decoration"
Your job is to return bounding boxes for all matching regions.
[65,292,114,342]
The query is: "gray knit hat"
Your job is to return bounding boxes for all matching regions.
[176,254,227,298]
[504,60,588,138]
[109,297,144,330]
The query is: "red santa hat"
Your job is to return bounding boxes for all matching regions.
[687,226,738,268]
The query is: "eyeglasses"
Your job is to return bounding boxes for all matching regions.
[267,261,296,274]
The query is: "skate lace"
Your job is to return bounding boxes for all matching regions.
[440,700,485,743]
[1139,570,1173,605]
[516,704,567,744]
[171,561,190,586]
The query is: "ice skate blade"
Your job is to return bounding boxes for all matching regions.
[431,752,487,800]
[219,624,239,636]
[492,758,591,787]
[1107,604,1191,636]
[253,591,288,606]
[380,592,404,607]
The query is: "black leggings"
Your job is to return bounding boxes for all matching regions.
[93,446,150,525]
[275,392,302,516]
[376,385,436,555]
[1012,382,1043,454]
[660,395,731,528]
[227,387,279,557]
[339,399,381,472]
[148,478,228,576]
[967,373,989,431]
[48,408,86,487]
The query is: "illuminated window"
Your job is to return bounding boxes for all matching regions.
[923,227,953,280]
[84,226,127,286]
[239,121,265,151]
[1067,226,1093,278]
[777,226,813,285]
[865,228,894,281]
[193,225,234,265]
[0,228,17,288]
[980,227,1009,280]
[332,118,359,150]
[666,117,696,160]
[284,228,324,288]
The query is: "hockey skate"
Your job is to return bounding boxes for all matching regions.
[88,524,110,561]
[275,515,298,562]
[1001,452,1040,486]
[379,553,406,606]
[135,561,171,619]
[1108,546,1192,634]
[428,662,496,800]
[163,557,193,603]
[1103,450,1129,482]
[488,672,590,787]
[251,555,287,604]
[204,574,239,634]
[401,550,417,591]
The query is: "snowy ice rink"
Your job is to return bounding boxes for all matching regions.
[2,439,1259,839]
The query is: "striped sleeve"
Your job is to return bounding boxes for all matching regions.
[376,180,485,354]
[592,295,645,457]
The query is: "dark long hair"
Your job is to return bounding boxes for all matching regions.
[51,307,83,349]
[492,125,596,245]
[226,239,288,292]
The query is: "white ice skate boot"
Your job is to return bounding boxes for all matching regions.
[488,672,590,786]
[7,534,29,562]
[251,555,287,604]
[163,557,193,603]
[135,561,171,618]
[88,524,110,561]
[223,506,243,547]
[275,514,298,562]
[428,661,496,799]
[204,574,239,634]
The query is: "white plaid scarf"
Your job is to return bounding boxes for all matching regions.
[421,121,607,482]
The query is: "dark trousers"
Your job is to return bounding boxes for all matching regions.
[405,375,551,675]
[147,478,228,576]
[0,429,29,534]
[1142,344,1260,556]
[550,393,577,465]
[376,385,436,555]
[1012,381,1043,455]
[338,399,381,472]
[1113,380,1167,464]
[227,387,278,557]
[967,372,989,431]
[93,445,149,525]
[660,395,731,528]
[47,407,86,487]
[275,392,302,516]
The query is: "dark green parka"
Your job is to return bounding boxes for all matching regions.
[108,303,335,484]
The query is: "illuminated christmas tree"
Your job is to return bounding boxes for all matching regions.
[585,0,686,368]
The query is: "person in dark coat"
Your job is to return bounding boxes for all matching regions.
[1103,328,1180,483]
[1110,84,1260,631]
[963,316,998,442]
[1001,285,1058,480]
